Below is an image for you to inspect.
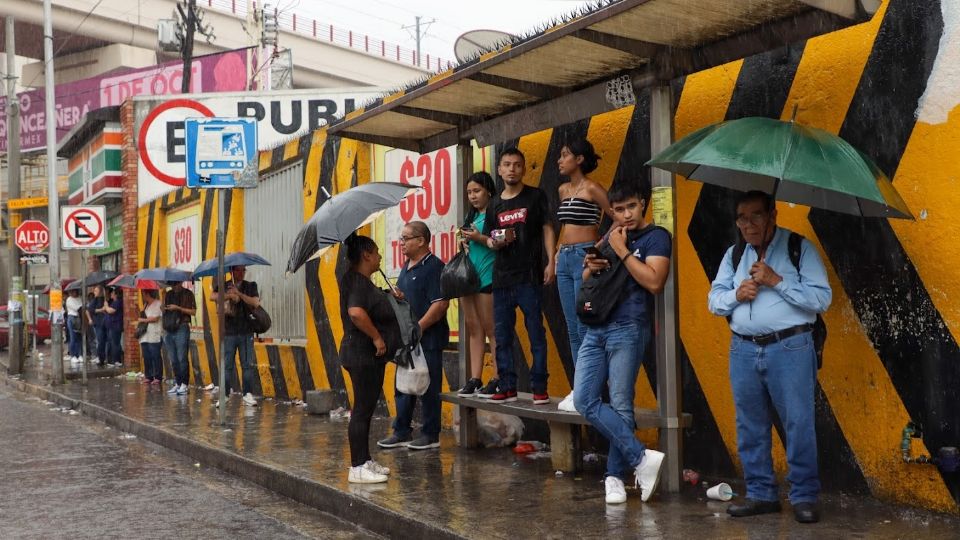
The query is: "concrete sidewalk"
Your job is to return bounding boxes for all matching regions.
[2,357,958,539]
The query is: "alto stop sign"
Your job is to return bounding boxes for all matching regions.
[15,220,50,254]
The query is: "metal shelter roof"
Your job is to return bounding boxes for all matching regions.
[325,0,879,153]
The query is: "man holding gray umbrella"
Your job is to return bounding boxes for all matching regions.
[708,191,832,524]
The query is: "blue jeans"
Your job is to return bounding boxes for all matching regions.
[106,327,123,365]
[730,331,819,504]
[393,347,443,439]
[556,242,592,367]
[95,324,107,362]
[66,315,82,357]
[163,325,191,386]
[493,283,548,393]
[223,334,255,396]
[141,341,163,381]
[574,320,649,478]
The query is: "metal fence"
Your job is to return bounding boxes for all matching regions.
[243,162,306,340]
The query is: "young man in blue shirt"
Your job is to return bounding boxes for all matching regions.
[573,177,671,504]
[378,221,450,451]
[708,190,832,523]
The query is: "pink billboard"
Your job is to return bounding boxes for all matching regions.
[0,49,250,153]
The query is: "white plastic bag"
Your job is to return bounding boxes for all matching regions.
[395,345,429,396]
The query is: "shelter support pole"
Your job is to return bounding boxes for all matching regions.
[456,143,478,447]
[650,84,683,493]
[81,250,88,385]
[217,189,227,426]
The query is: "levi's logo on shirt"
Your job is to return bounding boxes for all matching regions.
[498,208,528,226]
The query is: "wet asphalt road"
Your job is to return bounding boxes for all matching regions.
[0,385,378,540]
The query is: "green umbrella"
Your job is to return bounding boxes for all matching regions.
[647,116,913,219]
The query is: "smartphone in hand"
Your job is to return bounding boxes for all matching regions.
[585,246,607,260]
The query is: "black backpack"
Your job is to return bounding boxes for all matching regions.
[576,225,667,326]
[729,232,827,369]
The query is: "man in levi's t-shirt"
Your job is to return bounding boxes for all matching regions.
[475,147,556,404]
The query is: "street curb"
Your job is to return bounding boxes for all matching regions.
[0,375,465,540]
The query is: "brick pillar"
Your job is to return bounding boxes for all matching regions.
[120,100,141,369]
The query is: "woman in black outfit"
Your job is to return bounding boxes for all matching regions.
[338,234,399,484]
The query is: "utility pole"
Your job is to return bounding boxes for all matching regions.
[179,0,196,93]
[177,0,214,93]
[6,15,24,375]
[402,16,434,67]
[43,0,64,384]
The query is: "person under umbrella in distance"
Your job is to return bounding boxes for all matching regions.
[211,265,261,407]
[102,288,124,368]
[164,281,197,395]
[137,289,163,385]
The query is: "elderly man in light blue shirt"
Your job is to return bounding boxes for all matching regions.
[708,190,831,525]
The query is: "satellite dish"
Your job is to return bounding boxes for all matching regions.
[454,29,515,63]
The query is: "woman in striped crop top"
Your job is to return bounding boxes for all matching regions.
[555,139,612,410]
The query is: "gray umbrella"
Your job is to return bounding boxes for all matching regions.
[286,182,418,275]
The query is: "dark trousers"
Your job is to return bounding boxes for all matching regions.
[95,324,107,362]
[163,325,191,386]
[345,363,386,467]
[140,342,163,381]
[392,347,443,439]
[106,327,123,365]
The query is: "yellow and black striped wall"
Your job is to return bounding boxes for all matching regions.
[137,0,959,513]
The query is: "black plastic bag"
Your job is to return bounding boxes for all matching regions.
[440,250,480,299]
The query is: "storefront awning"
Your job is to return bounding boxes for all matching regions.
[326,0,879,153]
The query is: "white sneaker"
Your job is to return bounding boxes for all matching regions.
[202,383,215,391]
[348,465,387,484]
[176,384,188,395]
[605,476,627,504]
[242,393,257,407]
[558,391,577,412]
[635,449,665,502]
[364,460,390,476]
[167,384,179,394]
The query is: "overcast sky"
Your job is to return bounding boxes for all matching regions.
[291,0,593,64]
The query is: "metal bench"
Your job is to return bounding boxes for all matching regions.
[440,391,692,473]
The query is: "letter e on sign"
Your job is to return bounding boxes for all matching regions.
[61,206,107,250]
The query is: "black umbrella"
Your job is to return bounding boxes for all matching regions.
[82,270,119,287]
[286,182,417,275]
[65,280,84,292]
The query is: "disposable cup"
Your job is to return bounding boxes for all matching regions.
[706,482,734,501]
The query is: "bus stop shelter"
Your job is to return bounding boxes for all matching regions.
[326,0,880,492]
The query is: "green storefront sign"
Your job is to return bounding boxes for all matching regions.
[91,214,122,256]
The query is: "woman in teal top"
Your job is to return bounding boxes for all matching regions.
[457,172,497,397]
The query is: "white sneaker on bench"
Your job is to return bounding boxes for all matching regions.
[558,392,577,412]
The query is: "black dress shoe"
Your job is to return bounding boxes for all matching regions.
[726,498,782,517]
[793,502,820,523]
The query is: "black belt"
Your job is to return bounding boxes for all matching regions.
[734,323,812,346]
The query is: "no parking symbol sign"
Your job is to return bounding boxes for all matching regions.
[61,206,107,250]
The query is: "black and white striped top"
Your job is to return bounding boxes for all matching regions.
[558,197,601,226]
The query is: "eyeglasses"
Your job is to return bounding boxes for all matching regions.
[399,235,423,242]
[735,213,768,227]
